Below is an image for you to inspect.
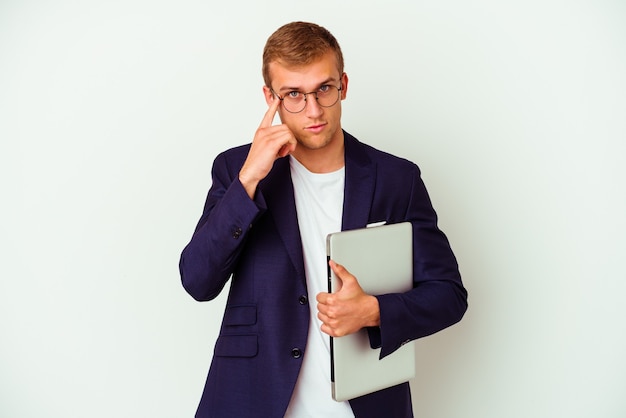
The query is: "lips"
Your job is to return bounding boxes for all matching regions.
[305,123,327,134]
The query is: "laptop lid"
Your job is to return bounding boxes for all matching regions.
[326,222,415,402]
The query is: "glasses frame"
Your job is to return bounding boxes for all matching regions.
[270,83,343,114]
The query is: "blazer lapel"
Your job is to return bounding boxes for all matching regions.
[259,157,305,279]
[342,132,376,231]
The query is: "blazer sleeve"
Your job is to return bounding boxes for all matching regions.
[179,150,266,301]
[373,163,468,359]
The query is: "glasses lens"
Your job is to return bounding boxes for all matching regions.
[283,93,305,113]
[317,86,340,108]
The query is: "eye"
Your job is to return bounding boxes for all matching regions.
[319,85,331,93]
[287,91,301,99]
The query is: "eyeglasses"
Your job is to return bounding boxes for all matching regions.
[271,84,342,113]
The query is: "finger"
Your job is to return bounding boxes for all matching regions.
[329,260,350,279]
[276,139,297,158]
[330,260,361,292]
[259,93,281,129]
[316,292,325,304]
[320,323,334,337]
[317,311,329,323]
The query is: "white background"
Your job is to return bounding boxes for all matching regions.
[1,1,625,417]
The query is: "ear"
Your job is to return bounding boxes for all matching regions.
[263,85,274,106]
[340,72,349,100]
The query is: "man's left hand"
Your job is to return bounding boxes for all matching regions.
[316,260,381,337]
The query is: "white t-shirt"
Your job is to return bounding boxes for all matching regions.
[284,156,354,417]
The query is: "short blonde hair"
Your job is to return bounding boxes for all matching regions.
[262,22,344,87]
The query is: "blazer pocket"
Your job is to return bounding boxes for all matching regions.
[214,335,258,358]
[223,305,257,326]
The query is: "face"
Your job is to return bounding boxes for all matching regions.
[263,51,348,152]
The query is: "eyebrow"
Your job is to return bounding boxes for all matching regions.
[278,76,339,93]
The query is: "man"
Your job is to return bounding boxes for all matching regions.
[179,21,467,418]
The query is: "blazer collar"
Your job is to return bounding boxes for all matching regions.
[342,131,376,230]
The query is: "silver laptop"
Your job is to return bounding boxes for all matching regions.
[326,222,415,402]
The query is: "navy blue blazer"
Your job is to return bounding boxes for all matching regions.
[180,131,468,418]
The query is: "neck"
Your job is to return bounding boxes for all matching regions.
[292,138,345,173]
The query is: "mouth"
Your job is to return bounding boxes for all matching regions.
[305,123,327,134]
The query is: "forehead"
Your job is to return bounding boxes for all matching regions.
[268,51,340,91]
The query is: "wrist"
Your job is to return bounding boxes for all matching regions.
[365,295,381,327]
[238,169,259,200]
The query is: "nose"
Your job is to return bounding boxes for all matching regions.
[304,93,323,118]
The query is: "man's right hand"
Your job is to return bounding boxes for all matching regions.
[239,95,297,199]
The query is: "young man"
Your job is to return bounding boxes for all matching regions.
[179,22,468,418]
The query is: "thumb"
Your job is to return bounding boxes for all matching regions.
[329,260,357,291]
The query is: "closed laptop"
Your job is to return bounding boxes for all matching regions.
[326,222,415,402]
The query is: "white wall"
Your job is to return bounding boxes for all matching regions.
[1,1,624,417]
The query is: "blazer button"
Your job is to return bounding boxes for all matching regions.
[232,227,243,239]
[298,295,308,305]
[291,348,302,359]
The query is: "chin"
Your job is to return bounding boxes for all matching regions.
[297,136,332,151]
[299,129,339,148]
